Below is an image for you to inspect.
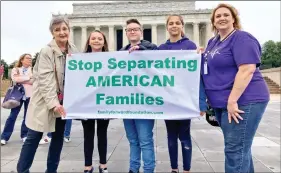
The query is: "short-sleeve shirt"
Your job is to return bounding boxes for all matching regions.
[201,30,269,108]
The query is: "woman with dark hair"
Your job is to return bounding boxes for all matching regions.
[158,15,207,173]
[81,30,110,173]
[1,53,33,145]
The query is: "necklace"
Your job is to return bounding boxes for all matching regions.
[219,29,236,42]
[202,29,236,75]
[204,29,236,58]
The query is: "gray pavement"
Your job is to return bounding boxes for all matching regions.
[1,98,280,172]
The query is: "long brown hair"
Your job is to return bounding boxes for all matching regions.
[211,3,242,34]
[84,30,109,53]
[15,53,32,68]
[166,14,185,37]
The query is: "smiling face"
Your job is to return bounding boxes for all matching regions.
[167,16,184,37]
[213,7,235,32]
[126,23,142,43]
[51,22,70,44]
[89,32,105,52]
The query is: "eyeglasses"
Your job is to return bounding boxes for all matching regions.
[125,28,141,33]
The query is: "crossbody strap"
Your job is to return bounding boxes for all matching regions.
[53,57,61,93]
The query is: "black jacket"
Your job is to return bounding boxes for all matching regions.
[119,40,158,51]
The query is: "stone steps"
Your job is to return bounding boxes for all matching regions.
[263,76,281,94]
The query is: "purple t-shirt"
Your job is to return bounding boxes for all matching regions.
[201,30,270,108]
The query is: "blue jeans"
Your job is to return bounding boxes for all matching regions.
[47,119,72,138]
[123,119,155,173]
[17,118,66,173]
[165,119,192,171]
[1,98,30,141]
[214,101,268,173]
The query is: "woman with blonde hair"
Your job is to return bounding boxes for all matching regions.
[16,16,78,173]
[200,3,269,172]
[1,53,33,145]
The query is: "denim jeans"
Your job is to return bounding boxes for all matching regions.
[47,119,72,138]
[123,119,155,173]
[1,98,30,141]
[17,118,66,173]
[214,101,268,173]
[165,119,192,171]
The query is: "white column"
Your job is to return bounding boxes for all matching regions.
[81,26,87,51]
[205,22,213,46]
[193,22,200,47]
[151,24,158,45]
[95,25,100,31]
[183,23,187,36]
[108,25,115,51]
[165,24,169,40]
[70,26,74,44]
[123,25,128,47]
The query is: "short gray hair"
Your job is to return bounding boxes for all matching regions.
[49,16,70,33]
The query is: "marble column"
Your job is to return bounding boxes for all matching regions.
[95,25,101,31]
[205,22,213,46]
[151,24,158,45]
[108,25,115,51]
[81,26,87,51]
[183,23,187,36]
[123,25,128,47]
[165,24,169,40]
[70,26,74,44]
[193,22,200,46]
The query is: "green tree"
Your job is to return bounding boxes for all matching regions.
[9,60,17,69]
[274,41,281,67]
[261,40,280,69]
[0,59,8,67]
[32,52,39,67]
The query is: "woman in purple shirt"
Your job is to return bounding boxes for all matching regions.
[201,3,270,173]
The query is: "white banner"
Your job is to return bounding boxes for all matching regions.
[63,50,201,119]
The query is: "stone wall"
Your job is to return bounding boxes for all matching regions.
[261,67,281,86]
[72,1,196,15]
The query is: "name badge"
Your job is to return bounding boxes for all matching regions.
[204,62,208,75]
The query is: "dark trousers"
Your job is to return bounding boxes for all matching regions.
[165,119,192,171]
[47,119,72,138]
[17,118,66,173]
[1,98,30,141]
[82,119,110,166]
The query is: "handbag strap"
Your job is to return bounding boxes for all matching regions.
[53,55,61,93]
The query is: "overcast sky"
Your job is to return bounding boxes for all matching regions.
[1,1,280,64]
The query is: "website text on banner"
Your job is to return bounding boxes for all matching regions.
[63,50,201,119]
